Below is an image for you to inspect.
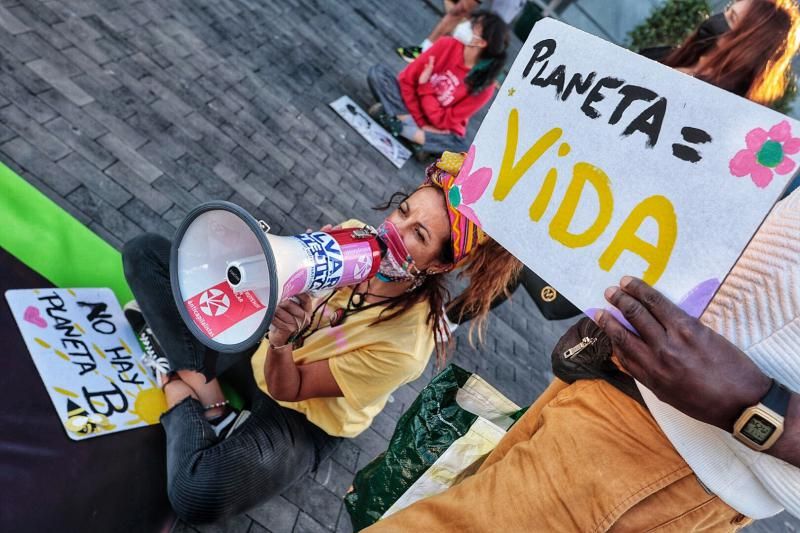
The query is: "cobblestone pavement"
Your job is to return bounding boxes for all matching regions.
[0,0,794,531]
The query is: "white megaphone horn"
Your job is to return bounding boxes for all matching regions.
[170,201,383,353]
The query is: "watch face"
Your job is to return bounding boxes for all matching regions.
[742,414,776,445]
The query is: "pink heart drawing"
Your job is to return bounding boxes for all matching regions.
[23,306,48,328]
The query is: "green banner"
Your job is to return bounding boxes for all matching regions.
[0,162,133,304]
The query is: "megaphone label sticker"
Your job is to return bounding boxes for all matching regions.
[184,281,265,338]
[293,232,377,294]
[294,233,346,291]
[199,288,230,316]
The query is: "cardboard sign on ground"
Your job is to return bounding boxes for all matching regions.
[457,19,799,319]
[5,288,166,440]
[330,95,411,168]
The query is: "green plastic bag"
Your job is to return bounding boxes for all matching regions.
[345,365,525,531]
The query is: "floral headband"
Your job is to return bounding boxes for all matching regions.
[422,151,487,265]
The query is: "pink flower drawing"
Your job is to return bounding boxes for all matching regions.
[450,144,492,225]
[729,120,800,188]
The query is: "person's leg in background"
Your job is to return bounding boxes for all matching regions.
[366,63,416,137]
[419,130,469,155]
[367,64,411,118]
[365,66,469,156]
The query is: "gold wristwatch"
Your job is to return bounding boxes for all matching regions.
[733,379,790,451]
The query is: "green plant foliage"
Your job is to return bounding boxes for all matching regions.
[771,74,798,114]
[627,0,710,51]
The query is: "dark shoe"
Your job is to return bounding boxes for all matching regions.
[209,408,251,439]
[123,300,171,382]
[410,144,436,163]
[396,46,422,63]
[374,112,403,138]
[384,116,403,137]
[368,102,384,119]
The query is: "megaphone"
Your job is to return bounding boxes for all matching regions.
[170,201,382,353]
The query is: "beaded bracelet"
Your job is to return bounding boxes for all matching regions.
[203,399,229,411]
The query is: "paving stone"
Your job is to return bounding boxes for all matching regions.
[247,523,271,533]
[52,12,103,42]
[0,29,39,66]
[43,115,114,168]
[281,476,341,530]
[37,88,107,138]
[193,512,252,533]
[294,512,331,533]
[120,198,175,238]
[58,151,132,207]
[350,427,388,471]
[84,101,147,148]
[335,506,354,533]
[0,136,83,199]
[246,495,300,533]
[163,202,189,229]
[97,134,163,183]
[367,411,399,441]
[0,103,71,160]
[0,4,31,35]
[87,220,124,249]
[330,440,360,475]
[152,174,202,209]
[125,111,187,155]
[0,73,54,123]
[61,46,122,92]
[313,459,355,500]
[105,160,173,214]
[17,31,82,75]
[175,153,232,197]
[66,186,140,243]
[0,121,14,144]
[212,164,265,205]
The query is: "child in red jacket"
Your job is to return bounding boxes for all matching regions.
[367,11,508,155]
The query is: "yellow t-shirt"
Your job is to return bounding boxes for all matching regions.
[250,223,434,438]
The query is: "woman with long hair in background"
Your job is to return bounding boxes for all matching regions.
[367,10,509,155]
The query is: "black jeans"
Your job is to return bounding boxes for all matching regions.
[122,234,341,524]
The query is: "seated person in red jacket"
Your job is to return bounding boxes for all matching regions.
[367,10,508,154]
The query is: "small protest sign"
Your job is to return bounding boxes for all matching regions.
[330,96,411,168]
[459,19,800,320]
[5,288,166,440]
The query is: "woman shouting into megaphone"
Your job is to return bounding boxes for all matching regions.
[121,152,522,525]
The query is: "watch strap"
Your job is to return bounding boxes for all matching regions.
[761,379,791,416]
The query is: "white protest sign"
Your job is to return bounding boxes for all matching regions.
[5,288,166,440]
[457,19,800,320]
[330,96,412,168]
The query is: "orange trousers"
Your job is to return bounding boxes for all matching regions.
[367,379,751,532]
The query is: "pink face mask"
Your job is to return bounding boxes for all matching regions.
[376,220,420,282]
